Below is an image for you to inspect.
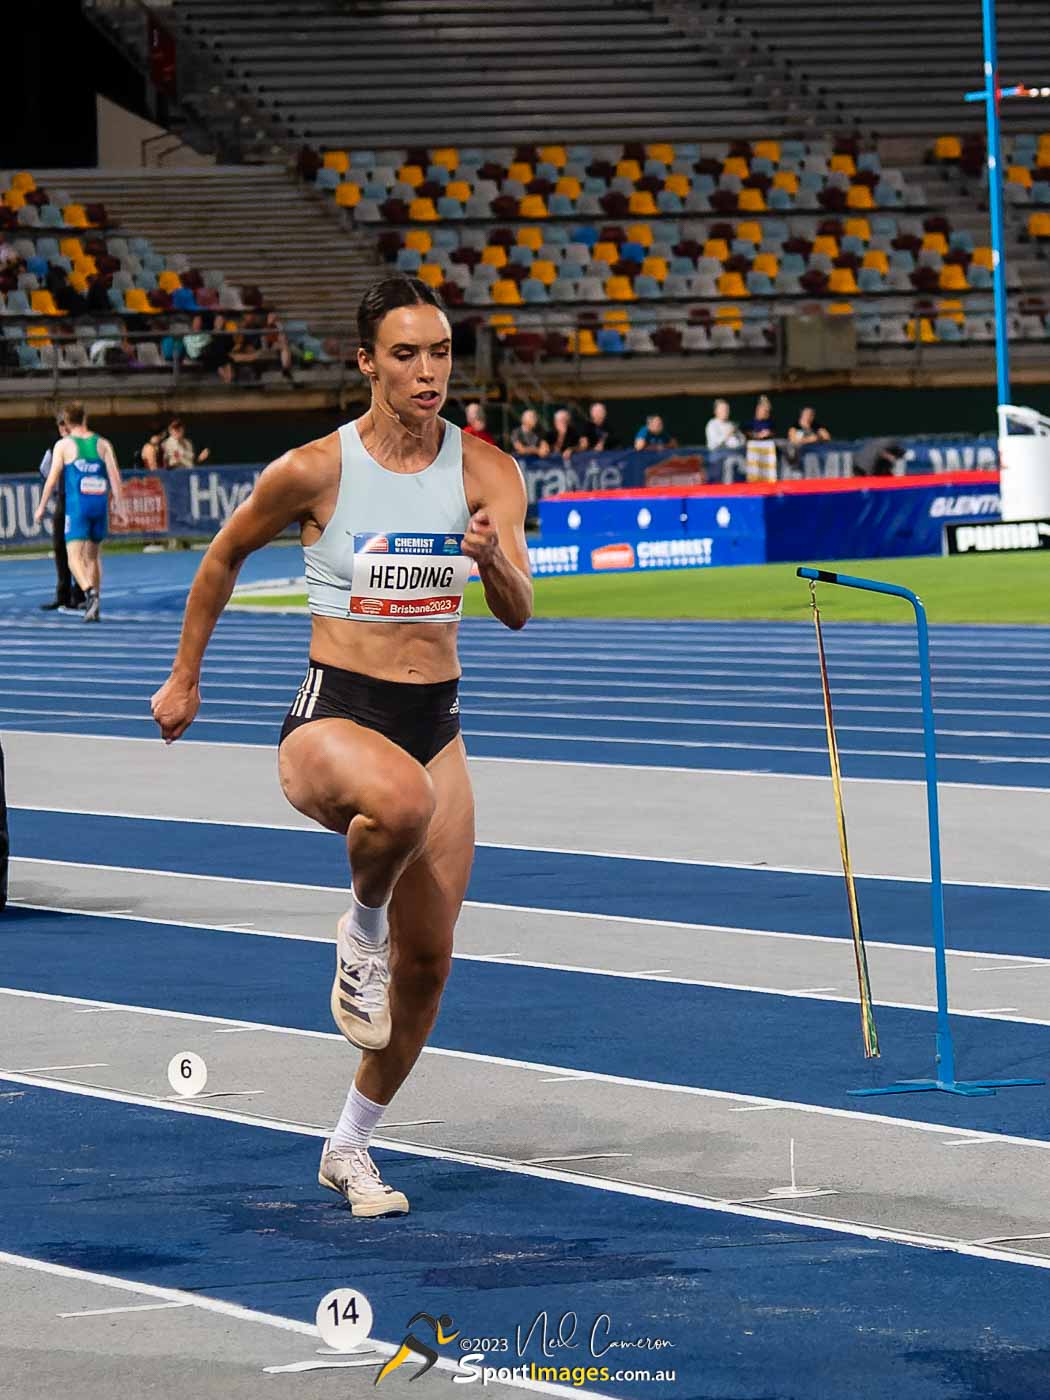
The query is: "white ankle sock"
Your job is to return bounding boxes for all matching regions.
[347,886,388,947]
[331,1082,386,1152]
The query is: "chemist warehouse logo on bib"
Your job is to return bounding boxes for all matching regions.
[349,532,471,619]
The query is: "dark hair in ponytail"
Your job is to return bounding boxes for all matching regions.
[357,275,446,354]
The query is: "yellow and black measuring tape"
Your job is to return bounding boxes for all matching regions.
[809,580,880,1059]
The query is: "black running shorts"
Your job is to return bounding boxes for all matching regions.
[279,659,461,766]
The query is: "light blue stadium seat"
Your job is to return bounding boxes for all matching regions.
[521,279,549,303]
[129,237,151,256]
[535,161,559,182]
[563,242,590,266]
[670,255,694,276]
[582,176,607,196]
[841,234,865,257]
[949,230,974,252]
[663,273,691,298]
[632,303,660,325]
[858,152,881,173]
[856,316,881,342]
[780,252,806,276]
[781,140,806,161]
[6,289,30,314]
[548,193,575,217]
[871,215,898,239]
[775,272,802,295]
[969,264,993,289]
[596,328,625,354]
[432,227,459,250]
[567,145,593,165]
[676,142,700,161]
[858,267,885,292]
[751,157,775,177]
[550,276,579,300]
[508,244,533,266]
[425,164,449,185]
[634,273,661,299]
[459,148,484,168]
[1031,181,1050,205]
[890,248,915,270]
[36,237,60,260]
[657,190,683,214]
[396,248,422,272]
[693,174,715,196]
[799,170,823,192]
[874,181,899,205]
[644,159,668,178]
[17,342,41,369]
[316,168,340,190]
[746,270,774,295]
[545,224,570,245]
[362,181,387,200]
[936,318,963,341]
[768,187,793,211]
[731,238,756,258]
[437,197,465,219]
[355,199,382,222]
[39,205,64,228]
[349,149,376,169]
[106,288,125,311]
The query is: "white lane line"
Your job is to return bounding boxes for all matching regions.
[2,728,1043,794]
[540,1076,590,1084]
[729,1105,786,1113]
[970,962,1050,973]
[20,1063,108,1073]
[59,1302,191,1319]
[943,1137,1002,1147]
[3,988,1050,1154]
[969,1008,1020,1014]
[7,1069,1050,1273]
[522,1153,633,1165]
[10,888,1049,973]
[381,1120,445,1130]
[0,1249,610,1400]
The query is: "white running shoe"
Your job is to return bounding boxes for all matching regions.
[318,1139,409,1217]
[331,912,392,1050]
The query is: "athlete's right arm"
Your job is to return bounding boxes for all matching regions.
[150,446,326,743]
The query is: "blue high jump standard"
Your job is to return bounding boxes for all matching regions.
[797,566,1044,1099]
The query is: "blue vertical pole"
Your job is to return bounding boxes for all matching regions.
[982,0,1012,408]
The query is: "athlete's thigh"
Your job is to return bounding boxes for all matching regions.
[389,736,475,959]
[278,717,433,836]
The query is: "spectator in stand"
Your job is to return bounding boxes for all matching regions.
[511,408,545,456]
[745,394,777,483]
[0,237,18,269]
[705,398,745,451]
[162,418,211,469]
[38,414,85,613]
[855,436,906,477]
[546,407,586,458]
[788,405,832,446]
[634,413,676,450]
[296,144,323,183]
[181,312,234,383]
[136,427,167,471]
[587,401,621,452]
[463,401,497,445]
[262,311,295,380]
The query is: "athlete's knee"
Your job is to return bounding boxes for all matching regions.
[372,774,436,853]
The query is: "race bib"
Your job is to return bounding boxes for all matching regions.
[348,532,471,620]
[78,475,107,496]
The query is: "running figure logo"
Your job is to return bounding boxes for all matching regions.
[376,1312,460,1384]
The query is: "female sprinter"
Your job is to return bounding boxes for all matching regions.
[150,275,532,1216]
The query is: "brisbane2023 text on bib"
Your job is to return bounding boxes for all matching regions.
[348,532,472,620]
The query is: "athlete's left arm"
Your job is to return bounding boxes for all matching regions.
[463,440,533,630]
[99,437,124,511]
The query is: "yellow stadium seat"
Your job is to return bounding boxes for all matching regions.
[592,242,619,266]
[752,251,779,277]
[846,184,874,210]
[335,181,360,208]
[26,324,50,343]
[862,249,889,275]
[938,298,965,324]
[323,150,349,173]
[845,217,871,241]
[646,142,675,165]
[830,153,856,176]
[717,270,749,298]
[703,238,729,262]
[828,267,858,294]
[615,159,642,181]
[157,269,182,293]
[408,197,438,221]
[738,188,767,212]
[124,288,153,313]
[1007,165,1033,188]
[417,263,444,289]
[63,205,91,228]
[1029,211,1050,238]
[555,175,582,199]
[60,237,84,260]
[405,229,433,254]
[664,173,690,197]
[488,311,516,331]
[906,316,937,343]
[972,245,995,269]
[531,259,557,286]
[73,256,97,278]
[715,304,743,329]
[11,171,36,192]
[1038,137,1050,162]
[30,290,63,316]
[605,275,636,302]
[445,180,471,202]
[508,162,533,184]
[773,170,799,194]
[539,145,567,168]
[431,147,459,171]
[939,264,969,291]
[491,279,522,306]
[69,270,89,294]
[642,255,668,281]
[603,307,630,325]
[399,165,425,187]
[812,235,838,257]
[481,244,508,268]
[626,223,654,248]
[827,302,854,316]
[4,189,24,210]
[754,139,781,163]
[517,226,544,251]
[934,136,962,161]
[922,231,949,255]
[570,328,599,356]
[736,220,763,246]
[722,156,749,178]
[628,191,658,215]
[519,194,548,219]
